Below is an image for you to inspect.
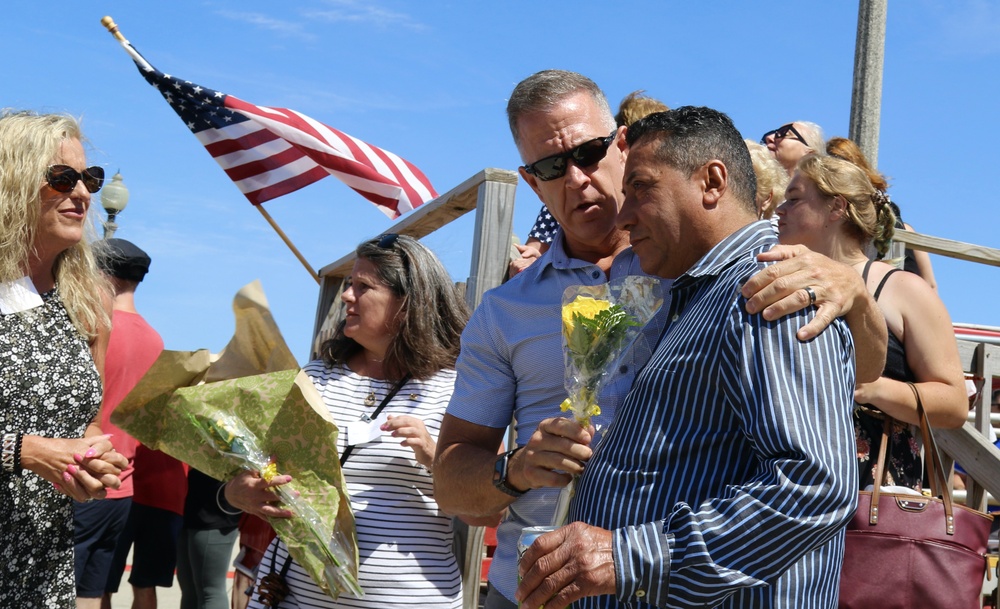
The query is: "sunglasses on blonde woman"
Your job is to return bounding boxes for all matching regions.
[760,124,807,146]
[45,165,105,194]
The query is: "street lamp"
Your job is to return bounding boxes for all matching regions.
[101,171,130,239]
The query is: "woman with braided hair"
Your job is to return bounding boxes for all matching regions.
[776,153,967,490]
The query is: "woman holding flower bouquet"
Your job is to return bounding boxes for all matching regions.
[227,234,474,609]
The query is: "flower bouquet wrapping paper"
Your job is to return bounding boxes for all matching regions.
[551,275,663,526]
[111,281,362,599]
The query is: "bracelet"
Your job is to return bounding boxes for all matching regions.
[216,481,243,516]
[13,433,22,477]
[2,433,21,475]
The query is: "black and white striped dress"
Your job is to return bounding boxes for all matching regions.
[248,361,461,609]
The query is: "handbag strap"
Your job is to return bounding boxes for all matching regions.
[867,416,894,524]
[868,382,955,535]
[339,373,411,467]
[910,381,956,535]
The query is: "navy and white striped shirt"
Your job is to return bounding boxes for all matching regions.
[572,221,858,609]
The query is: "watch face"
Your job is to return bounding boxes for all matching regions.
[493,453,506,484]
[493,450,524,497]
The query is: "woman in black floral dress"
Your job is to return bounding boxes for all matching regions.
[0,111,129,608]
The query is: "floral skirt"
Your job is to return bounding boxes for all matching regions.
[854,407,923,491]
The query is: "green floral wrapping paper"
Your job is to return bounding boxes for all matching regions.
[110,281,361,599]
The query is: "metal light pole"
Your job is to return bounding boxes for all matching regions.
[101,171,130,239]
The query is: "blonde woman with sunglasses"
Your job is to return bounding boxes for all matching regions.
[0,110,128,608]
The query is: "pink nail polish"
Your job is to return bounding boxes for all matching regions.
[63,472,72,482]
[53,482,61,490]
[67,464,78,475]
[84,448,97,458]
[74,453,84,463]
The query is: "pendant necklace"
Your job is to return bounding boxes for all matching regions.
[364,377,384,407]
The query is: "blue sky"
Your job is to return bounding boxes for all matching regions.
[4,1,998,361]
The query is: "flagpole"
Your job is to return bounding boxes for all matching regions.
[100,15,320,285]
[255,205,321,284]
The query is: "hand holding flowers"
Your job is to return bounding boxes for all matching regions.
[551,276,663,525]
[190,412,364,599]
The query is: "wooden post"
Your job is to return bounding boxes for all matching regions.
[255,206,320,284]
[848,0,888,168]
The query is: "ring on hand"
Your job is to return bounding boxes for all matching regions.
[803,286,817,306]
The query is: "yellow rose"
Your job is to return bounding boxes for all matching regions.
[562,296,611,340]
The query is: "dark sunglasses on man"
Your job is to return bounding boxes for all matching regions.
[760,124,807,146]
[45,165,105,194]
[522,130,618,181]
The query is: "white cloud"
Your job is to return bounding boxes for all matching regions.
[303,0,426,31]
[214,10,319,42]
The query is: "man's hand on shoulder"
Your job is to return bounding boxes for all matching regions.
[743,243,887,382]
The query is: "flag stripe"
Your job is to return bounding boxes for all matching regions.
[244,166,332,205]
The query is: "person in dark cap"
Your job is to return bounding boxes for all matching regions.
[73,238,175,609]
[99,238,152,283]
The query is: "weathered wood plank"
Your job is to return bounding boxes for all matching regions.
[464,178,517,307]
[892,230,1000,267]
[316,168,518,279]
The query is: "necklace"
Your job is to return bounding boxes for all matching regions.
[363,377,385,407]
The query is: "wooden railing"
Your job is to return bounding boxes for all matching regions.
[891,229,1000,511]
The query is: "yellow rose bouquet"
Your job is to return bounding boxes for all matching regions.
[552,275,663,525]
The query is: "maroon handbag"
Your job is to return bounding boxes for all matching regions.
[838,383,993,609]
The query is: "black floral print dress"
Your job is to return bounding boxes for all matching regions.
[0,287,102,608]
[854,264,922,491]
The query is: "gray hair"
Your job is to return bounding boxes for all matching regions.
[506,70,616,154]
[794,120,826,155]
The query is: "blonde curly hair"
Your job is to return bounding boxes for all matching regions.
[0,110,110,339]
[745,139,789,218]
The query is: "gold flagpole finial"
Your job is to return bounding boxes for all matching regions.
[100,16,127,43]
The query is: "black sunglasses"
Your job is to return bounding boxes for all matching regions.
[377,233,400,249]
[760,124,807,146]
[522,130,618,181]
[45,165,105,194]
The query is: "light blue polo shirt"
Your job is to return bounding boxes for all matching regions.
[447,229,670,604]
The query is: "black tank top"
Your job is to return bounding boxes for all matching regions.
[862,260,915,382]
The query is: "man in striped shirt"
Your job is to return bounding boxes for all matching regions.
[516,107,858,609]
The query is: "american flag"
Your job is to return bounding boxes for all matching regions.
[122,42,437,219]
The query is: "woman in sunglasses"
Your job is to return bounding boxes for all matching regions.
[0,110,128,607]
[775,154,967,491]
[226,234,493,609]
